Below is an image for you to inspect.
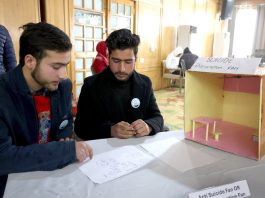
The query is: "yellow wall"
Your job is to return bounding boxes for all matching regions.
[184,72,224,132]
[260,76,265,159]
[222,92,260,128]
[185,71,261,132]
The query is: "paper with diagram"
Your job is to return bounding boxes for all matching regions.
[79,145,154,184]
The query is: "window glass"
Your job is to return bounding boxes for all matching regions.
[76,72,84,83]
[85,41,94,52]
[74,0,82,7]
[94,28,103,39]
[95,0,103,11]
[111,16,118,28]
[94,14,103,26]
[75,59,84,70]
[117,17,130,29]
[86,58,93,69]
[86,13,102,26]
[118,4,124,15]
[73,25,83,37]
[76,85,82,97]
[74,10,86,24]
[125,5,131,16]
[124,18,131,29]
[75,40,83,51]
[84,27,93,38]
[111,2,117,14]
[84,0,92,9]
[94,41,99,49]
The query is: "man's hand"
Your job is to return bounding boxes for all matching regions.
[131,119,152,137]
[75,141,93,162]
[111,121,136,139]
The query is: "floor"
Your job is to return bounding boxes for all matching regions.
[154,87,184,131]
[185,118,258,160]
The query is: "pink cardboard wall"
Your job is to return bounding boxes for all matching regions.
[223,75,260,94]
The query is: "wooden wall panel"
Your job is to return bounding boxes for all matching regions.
[138,68,163,90]
[161,0,180,60]
[135,0,163,90]
[159,0,180,88]
[136,0,161,68]
[42,0,70,35]
[41,0,72,76]
[0,0,40,63]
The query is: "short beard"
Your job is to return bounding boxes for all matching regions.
[31,63,43,87]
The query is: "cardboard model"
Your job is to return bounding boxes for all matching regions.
[184,57,264,160]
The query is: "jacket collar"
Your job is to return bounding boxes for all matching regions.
[9,65,32,95]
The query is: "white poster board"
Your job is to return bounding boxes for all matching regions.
[190,57,261,75]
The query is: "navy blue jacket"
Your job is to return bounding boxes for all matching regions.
[0,25,17,74]
[0,66,76,197]
[75,67,164,140]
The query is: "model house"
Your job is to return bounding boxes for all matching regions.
[184,57,264,160]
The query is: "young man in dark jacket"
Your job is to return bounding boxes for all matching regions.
[0,22,93,197]
[75,29,164,140]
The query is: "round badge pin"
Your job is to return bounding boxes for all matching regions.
[131,98,140,108]
[59,120,68,130]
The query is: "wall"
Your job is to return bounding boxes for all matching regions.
[41,0,73,78]
[135,0,220,90]
[235,0,265,6]
[0,0,220,90]
[135,0,163,90]
[0,0,40,63]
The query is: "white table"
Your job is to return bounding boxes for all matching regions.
[4,131,265,198]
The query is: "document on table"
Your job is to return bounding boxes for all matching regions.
[79,145,154,184]
[140,138,220,172]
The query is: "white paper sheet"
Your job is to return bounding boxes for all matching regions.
[141,138,220,172]
[79,145,154,184]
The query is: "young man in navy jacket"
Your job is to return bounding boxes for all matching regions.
[0,22,93,197]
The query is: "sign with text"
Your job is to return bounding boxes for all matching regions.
[190,57,261,75]
[189,180,250,198]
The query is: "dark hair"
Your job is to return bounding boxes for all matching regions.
[183,47,191,54]
[105,29,140,57]
[19,22,72,66]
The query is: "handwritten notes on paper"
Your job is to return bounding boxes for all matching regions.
[190,57,261,75]
[79,146,153,184]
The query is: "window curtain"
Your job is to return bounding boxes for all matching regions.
[231,6,257,58]
[253,5,265,52]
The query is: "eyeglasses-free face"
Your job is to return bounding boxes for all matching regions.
[109,48,136,81]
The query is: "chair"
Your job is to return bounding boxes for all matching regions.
[180,59,186,77]
[162,60,183,93]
